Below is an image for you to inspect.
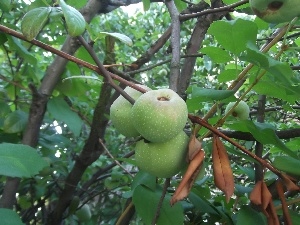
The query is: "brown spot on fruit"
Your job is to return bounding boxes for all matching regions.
[232,111,238,117]
[268,1,283,11]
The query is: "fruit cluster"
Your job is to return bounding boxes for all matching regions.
[110,86,189,178]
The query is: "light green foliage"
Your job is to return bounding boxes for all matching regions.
[0,143,49,178]
[75,204,92,222]
[135,131,189,178]
[21,7,52,41]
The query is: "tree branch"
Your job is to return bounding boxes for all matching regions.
[165,0,181,91]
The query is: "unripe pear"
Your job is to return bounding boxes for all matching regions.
[249,0,300,23]
[110,85,151,137]
[225,100,250,120]
[131,89,188,143]
[135,131,189,178]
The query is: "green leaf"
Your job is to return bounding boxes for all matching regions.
[6,36,37,65]
[131,171,156,191]
[59,0,86,36]
[208,19,257,55]
[98,32,133,46]
[218,69,241,82]
[229,120,298,158]
[142,0,151,11]
[174,0,187,12]
[0,209,25,225]
[191,86,235,101]
[273,156,300,176]
[132,185,184,225]
[236,205,267,225]
[0,0,11,12]
[201,47,232,63]
[3,110,28,133]
[0,143,48,178]
[21,7,51,41]
[189,190,220,215]
[47,97,83,136]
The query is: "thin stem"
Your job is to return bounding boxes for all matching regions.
[151,178,171,225]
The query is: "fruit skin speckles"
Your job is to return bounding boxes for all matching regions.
[110,85,151,137]
[135,131,189,178]
[131,88,188,143]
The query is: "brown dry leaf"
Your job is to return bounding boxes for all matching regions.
[281,174,300,191]
[261,181,272,217]
[188,131,202,161]
[249,180,263,205]
[212,134,234,203]
[170,150,205,205]
[276,181,293,225]
[266,201,280,225]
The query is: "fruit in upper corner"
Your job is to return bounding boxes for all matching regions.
[131,88,188,143]
[225,100,250,120]
[110,85,151,137]
[135,131,189,178]
[249,0,300,23]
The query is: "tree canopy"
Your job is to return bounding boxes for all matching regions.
[0,0,300,224]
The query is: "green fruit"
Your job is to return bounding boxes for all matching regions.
[135,131,189,178]
[225,100,250,120]
[131,89,188,143]
[110,85,151,137]
[250,0,300,23]
[75,204,91,222]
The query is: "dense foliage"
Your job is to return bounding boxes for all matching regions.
[0,0,299,224]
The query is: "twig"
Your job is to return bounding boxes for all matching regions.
[99,139,134,178]
[77,36,136,105]
[179,0,249,20]
[151,178,171,225]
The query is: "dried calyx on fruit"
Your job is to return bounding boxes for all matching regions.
[250,0,300,23]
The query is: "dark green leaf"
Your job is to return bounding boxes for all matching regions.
[0,209,25,225]
[236,205,266,225]
[21,7,51,41]
[273,156,300,176]
[0,0,11,12]
[131,171,156,191]
[47,97,83,136]
[189,191,221,215]
[0,143,48,178]
[6,36,37,65]
[191,86,235,101]
[59,0,86,36]
[3,110,28,133]
[132,185,184,225]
